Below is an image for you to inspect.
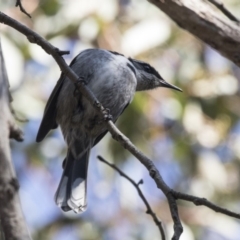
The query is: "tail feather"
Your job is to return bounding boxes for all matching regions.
[55,150,89,213]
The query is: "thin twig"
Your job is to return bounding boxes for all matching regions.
[15,0,31,18]
[105,122,183,239]
[55,48,70,56]
[98,155,166,240]
[207,0,240,23]
[172,191,240,219]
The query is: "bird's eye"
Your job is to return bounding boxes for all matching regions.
[145,65,151,72]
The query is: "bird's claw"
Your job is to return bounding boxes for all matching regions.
[103,108,113,121]
[77,77,88,85]
[74,77,87,97]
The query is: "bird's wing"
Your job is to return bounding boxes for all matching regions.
[93,130,108,146]
[36,54,82,142]
[36,74,64,142]
[93,103,129,146]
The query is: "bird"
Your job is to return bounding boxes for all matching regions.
[36,48,182,213]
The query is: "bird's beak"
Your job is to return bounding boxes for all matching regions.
[160,80,182,92]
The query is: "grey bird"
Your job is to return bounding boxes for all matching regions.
[36,48,181,213]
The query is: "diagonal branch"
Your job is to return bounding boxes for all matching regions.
[104,122,183,239]
[15,0,31,18]
[148,0,240,67]
[98,155,166,240]
[207,0,240,23]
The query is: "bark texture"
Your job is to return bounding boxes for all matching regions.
[149,0,240,67]
[0,39,31,240]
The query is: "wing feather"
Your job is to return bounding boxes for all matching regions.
[36,75,64,142]
[36,53,82,142]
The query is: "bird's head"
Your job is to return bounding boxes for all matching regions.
[129,58,182,92]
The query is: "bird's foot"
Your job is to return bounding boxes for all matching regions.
[73,77,87,97]
[77,77,88,85]
[102,108,113,121]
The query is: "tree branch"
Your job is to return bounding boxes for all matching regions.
[98,155,240,236]
[207,0,240,23]
[148,0,240,67]
[0,38,31,239]
[104,122,183,239]
[15,0,31,18]
[98,155,166,240]
[172,191,240,219]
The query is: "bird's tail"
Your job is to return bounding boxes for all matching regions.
[54,150,90,213]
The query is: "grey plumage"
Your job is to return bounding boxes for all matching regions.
[36,49,181,213]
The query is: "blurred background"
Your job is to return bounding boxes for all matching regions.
[1,0,240,239]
